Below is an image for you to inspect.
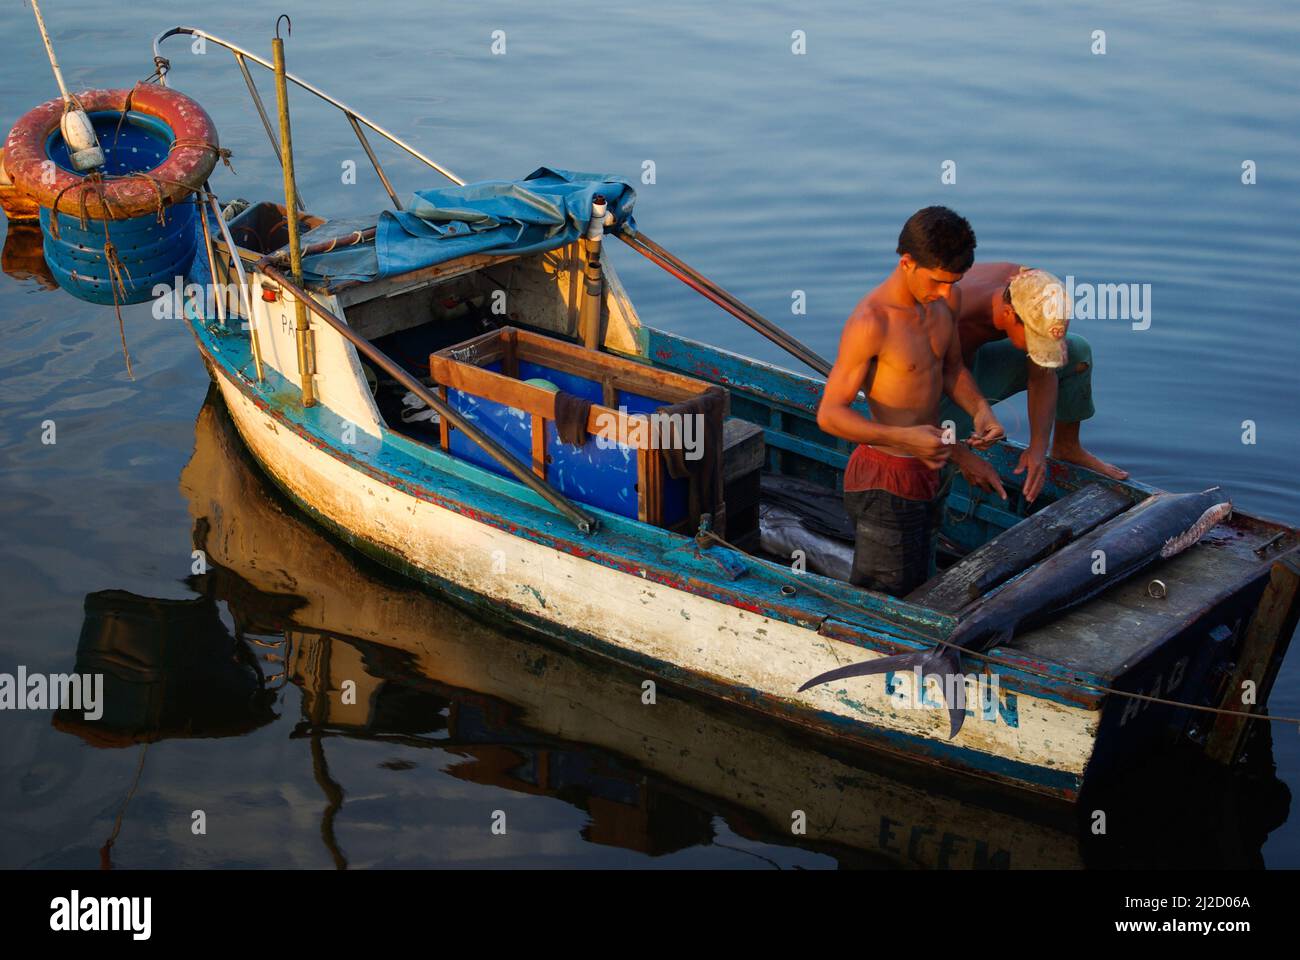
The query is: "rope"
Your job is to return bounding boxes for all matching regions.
[44,127,217,376]
[169,136,235,174]
[46,169,202,378]
[99,742,149,870]
[143,55,170,85]
[694,528,1299,729]
[303,229,369,255]
[947,487,981,525]
[111,85,137,150]
[88,174,136,379]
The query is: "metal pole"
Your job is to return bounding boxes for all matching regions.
[153,27,466,187]
[346,113,403,211]
[151,26,827,377]
[205,187,264,382]
[257,261,599,535]
[271,17,316,407]
[30,0,73,102]
[617,228,832,378]
[197,196,227,328]
[234,50,307,212]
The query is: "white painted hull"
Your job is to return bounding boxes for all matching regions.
[207,360,1102,799]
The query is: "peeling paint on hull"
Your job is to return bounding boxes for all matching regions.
[201,341,1100,799]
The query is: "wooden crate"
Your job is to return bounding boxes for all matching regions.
[722,419,765,550]
[429,327,729,531]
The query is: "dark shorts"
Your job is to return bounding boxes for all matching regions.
[936,333,1096,439]
[844,488,944,597]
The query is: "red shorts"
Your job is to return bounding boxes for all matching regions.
[843,444,941,501]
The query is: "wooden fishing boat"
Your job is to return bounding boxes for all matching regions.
[49,395,1289,868]
[99,393,1269,868]
[30,26,1300,803]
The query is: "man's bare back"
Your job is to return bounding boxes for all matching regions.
[940,260,1129,489]
[948,261,1023,364]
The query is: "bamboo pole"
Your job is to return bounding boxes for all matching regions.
[579,196,608,350]
[271,17,316,407]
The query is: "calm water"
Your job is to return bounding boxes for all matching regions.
[1,0,1297,868]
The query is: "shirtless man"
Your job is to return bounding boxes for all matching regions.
[939,263,1128,506]
[817,207,1004,597]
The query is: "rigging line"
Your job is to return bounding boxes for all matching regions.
[100,743,150,870]
[695,530,1298,728]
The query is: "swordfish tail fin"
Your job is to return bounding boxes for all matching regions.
[927,645,966,739]
[1161,498,1233,558]
[798,644,969,739]
[796,650,932,692]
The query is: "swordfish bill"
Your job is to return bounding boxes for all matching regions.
[798,488,1233,739]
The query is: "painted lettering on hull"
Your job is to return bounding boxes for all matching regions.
[878,816,1011,869]
[884,669,1020,727]
[1119,655,1190,726]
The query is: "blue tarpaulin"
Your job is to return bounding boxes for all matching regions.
[299,167,636,284]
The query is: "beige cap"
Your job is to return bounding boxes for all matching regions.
[1008,268,1070,368]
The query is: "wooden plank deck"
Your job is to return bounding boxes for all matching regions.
[1008,515,1290,678]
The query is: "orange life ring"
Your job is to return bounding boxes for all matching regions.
[3,84,219,220]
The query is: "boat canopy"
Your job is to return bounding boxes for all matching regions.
[297,167,636,283]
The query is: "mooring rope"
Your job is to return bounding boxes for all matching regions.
[694,529,1299,729]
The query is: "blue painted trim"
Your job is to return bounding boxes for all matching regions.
[763,428,850,469]
[183,313,1110,797]
[239,433,1084,800]
[189,316,958,640]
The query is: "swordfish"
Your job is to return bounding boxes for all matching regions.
[798,488,1233,739]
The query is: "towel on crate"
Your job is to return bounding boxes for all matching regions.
[659,387,727,535]
[554,390,593,446]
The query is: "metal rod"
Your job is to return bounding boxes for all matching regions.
[152,27,827,379]
[617,228,832,378]
[346,113,403,211]
[272,20,316,407]
[257,262,599,535]
[197,196,226,328]
[30,0,72,102]
[154,27,466,187]
[205,187,264,381]
[233,50,306,212]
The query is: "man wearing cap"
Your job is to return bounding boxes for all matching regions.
[940,263,1127,505]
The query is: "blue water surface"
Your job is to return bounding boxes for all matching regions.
[1,0,1296,869]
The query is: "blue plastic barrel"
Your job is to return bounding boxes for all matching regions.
[38,111,197,305]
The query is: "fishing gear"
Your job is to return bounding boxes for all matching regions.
[29,0,105,172]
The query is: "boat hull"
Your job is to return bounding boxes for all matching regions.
[197,340,1102,801]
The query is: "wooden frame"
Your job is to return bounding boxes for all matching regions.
[429,327,726,528]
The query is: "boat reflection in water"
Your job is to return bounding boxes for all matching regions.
[54,591,279,748]
[1,221,57,290]
[57,390,1290,868]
